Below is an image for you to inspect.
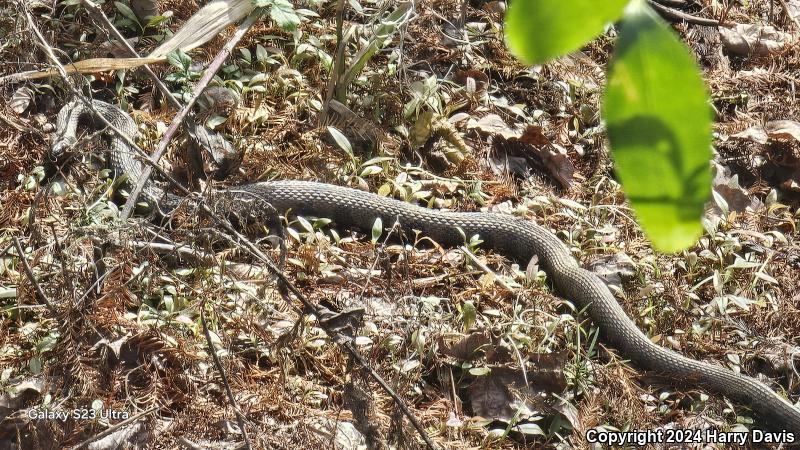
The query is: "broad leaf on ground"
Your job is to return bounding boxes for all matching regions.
[505,0,630,64]
[604,0,712,252]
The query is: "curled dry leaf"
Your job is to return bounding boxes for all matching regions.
[9,86,33,114]
[468,113,522,140]
[453,69,489,97]
[439,331,492,360]
[711,162,763,213]
[719,24,791,56]
[489,125,576,189]
[764,120,800,142]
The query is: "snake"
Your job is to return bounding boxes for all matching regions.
[51,99,800,432]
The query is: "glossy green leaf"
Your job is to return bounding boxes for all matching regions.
[505,0,629,64]
[371,217,383,244]
[269,0,300,31]
[604,1,712,253]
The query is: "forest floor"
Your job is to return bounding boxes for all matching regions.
[1,0,800,448]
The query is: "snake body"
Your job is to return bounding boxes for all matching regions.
[53,100,800,432]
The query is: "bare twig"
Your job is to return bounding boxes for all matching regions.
[459,245,515,292]
[200,301,253,450]
[68,407,159,450]
[120,10,262,219]
[648,0,733,27]
[12,237,57,315]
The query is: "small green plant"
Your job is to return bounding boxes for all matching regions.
[165,49,202,102]
[506,0,712,253]
[252,0,301,30]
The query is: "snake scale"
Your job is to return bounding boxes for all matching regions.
[52,99,800,432]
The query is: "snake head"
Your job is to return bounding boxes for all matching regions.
[50,135,77,161]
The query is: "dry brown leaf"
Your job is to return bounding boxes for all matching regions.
[731,125,769,144]
[712,162,763,212]
[719,24,791,56]
[9,86,32,114]
[765,120,800,142]
[439,332,492,360]
[453,69,489,96]
[467,113,521,140]
[149,0,254,58]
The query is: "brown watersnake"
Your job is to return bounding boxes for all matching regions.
[51,99,800,432]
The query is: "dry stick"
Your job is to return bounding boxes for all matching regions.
[12,237,57,316]
[0,242,12,258]
[647,0,732,27]
[459,245,514,292]
[200,301,253,450]
[23,4,436,446]
[120,10,262,220]
[68,406,159,450]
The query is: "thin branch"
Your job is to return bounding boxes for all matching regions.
[12,237,57,316]
[459,245,515,292]
[648,0,733,27]
[200,302,253,450]
[120,10,262,219]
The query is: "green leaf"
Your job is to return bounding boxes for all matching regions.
[603,1,712,253]
[327,127,353,156]
[206,115,227,128]
[462,300,476,331]
[166,50,183,70]
[256,43,269,63]
[504,0,629,64]
[114,1,141,24]
[269,0,301,30]
[371,217,382,244]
